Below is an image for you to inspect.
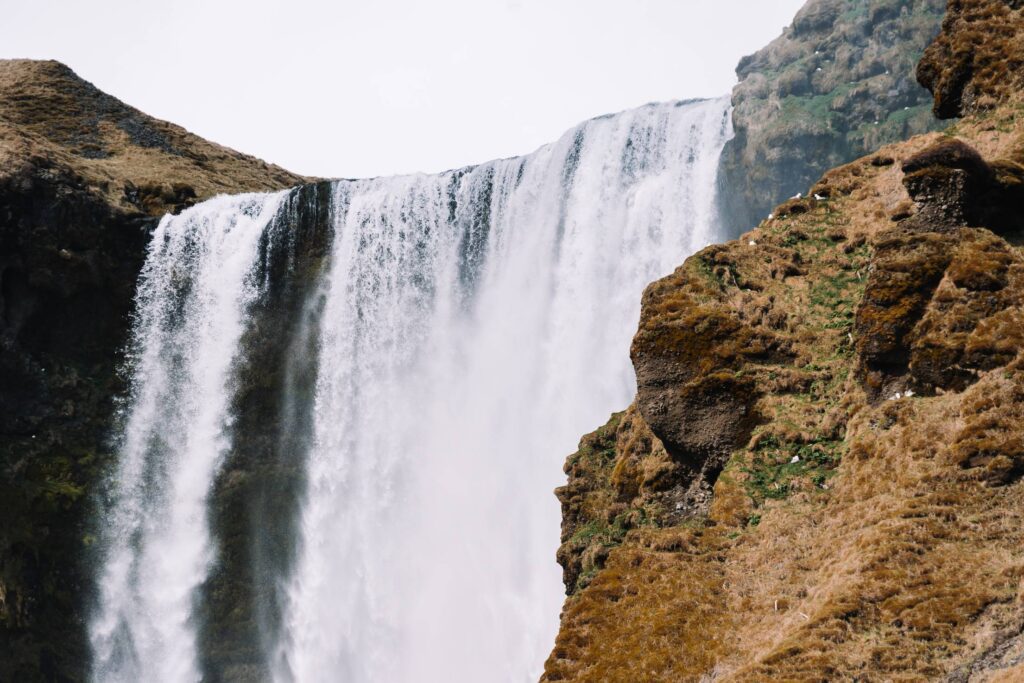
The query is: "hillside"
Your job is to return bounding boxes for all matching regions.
[0,60,308,214]
[545,0,1024,679]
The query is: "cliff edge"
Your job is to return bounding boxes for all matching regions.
[546,1,1024,679]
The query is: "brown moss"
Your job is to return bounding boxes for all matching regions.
[0,60,311,215]
[855,229,953,393]
[950,366,1024,484]
[918,0,1024,118]
[544,527,731,682]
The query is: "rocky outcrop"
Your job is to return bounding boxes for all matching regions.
[0,60,308,681]
[856,137,1024,400]
[547,1,1024,679]
[917,0,1024,118]
[718,0,947,235]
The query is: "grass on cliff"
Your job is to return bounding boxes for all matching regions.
[547,112,1024,681]
[742,434,843,505]
[0,60,309,215]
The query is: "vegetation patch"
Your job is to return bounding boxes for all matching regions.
[743,434,844,505]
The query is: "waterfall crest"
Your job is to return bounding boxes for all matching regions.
[89,97,733,682]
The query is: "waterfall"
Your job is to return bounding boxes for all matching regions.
[89,96,733,682]
[89,192,290,681]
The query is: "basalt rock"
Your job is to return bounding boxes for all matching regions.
[855,222,1024,400]
[630,294,763,472]
[856,138,1024,398]
[898,138,1024,235]
[0,161,154,682]
[197,182,334,679]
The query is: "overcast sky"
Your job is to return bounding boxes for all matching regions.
[6,0,806,178]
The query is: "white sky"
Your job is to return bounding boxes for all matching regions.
[5,0,806,178]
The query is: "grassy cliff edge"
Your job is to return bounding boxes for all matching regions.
[546,1,1024,680]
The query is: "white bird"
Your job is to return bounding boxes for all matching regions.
[890,392,902,401]
[813,193,826,201]
[790,455,800,464]
[749,240,758,246]
[791,192,802,199]
[768,213,774,220]
[905,389,915,397]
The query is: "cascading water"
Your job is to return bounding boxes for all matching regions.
[89,192,289,681]
[89,96,733,682]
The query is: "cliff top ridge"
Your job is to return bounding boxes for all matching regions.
[0,59,310,215]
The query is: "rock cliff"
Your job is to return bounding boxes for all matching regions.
[0,60,307,681]
[718,0,947,235]
[547,1,1024,679]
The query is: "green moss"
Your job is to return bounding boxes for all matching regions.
[743,434,845,506]
[569,509,654,592]
[571,516,626,547]
[565,412,621,472]
[773,85,856,134]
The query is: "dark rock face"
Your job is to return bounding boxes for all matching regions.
[900,138,1024,236]
[855,137,1024,400]
[627,246,799,512]
[630,297,762,473]
[554,413,624,594]
[917,0,1024,119]
[0,162,154,681]
[853,227,954,395]
[718,0,947,235]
